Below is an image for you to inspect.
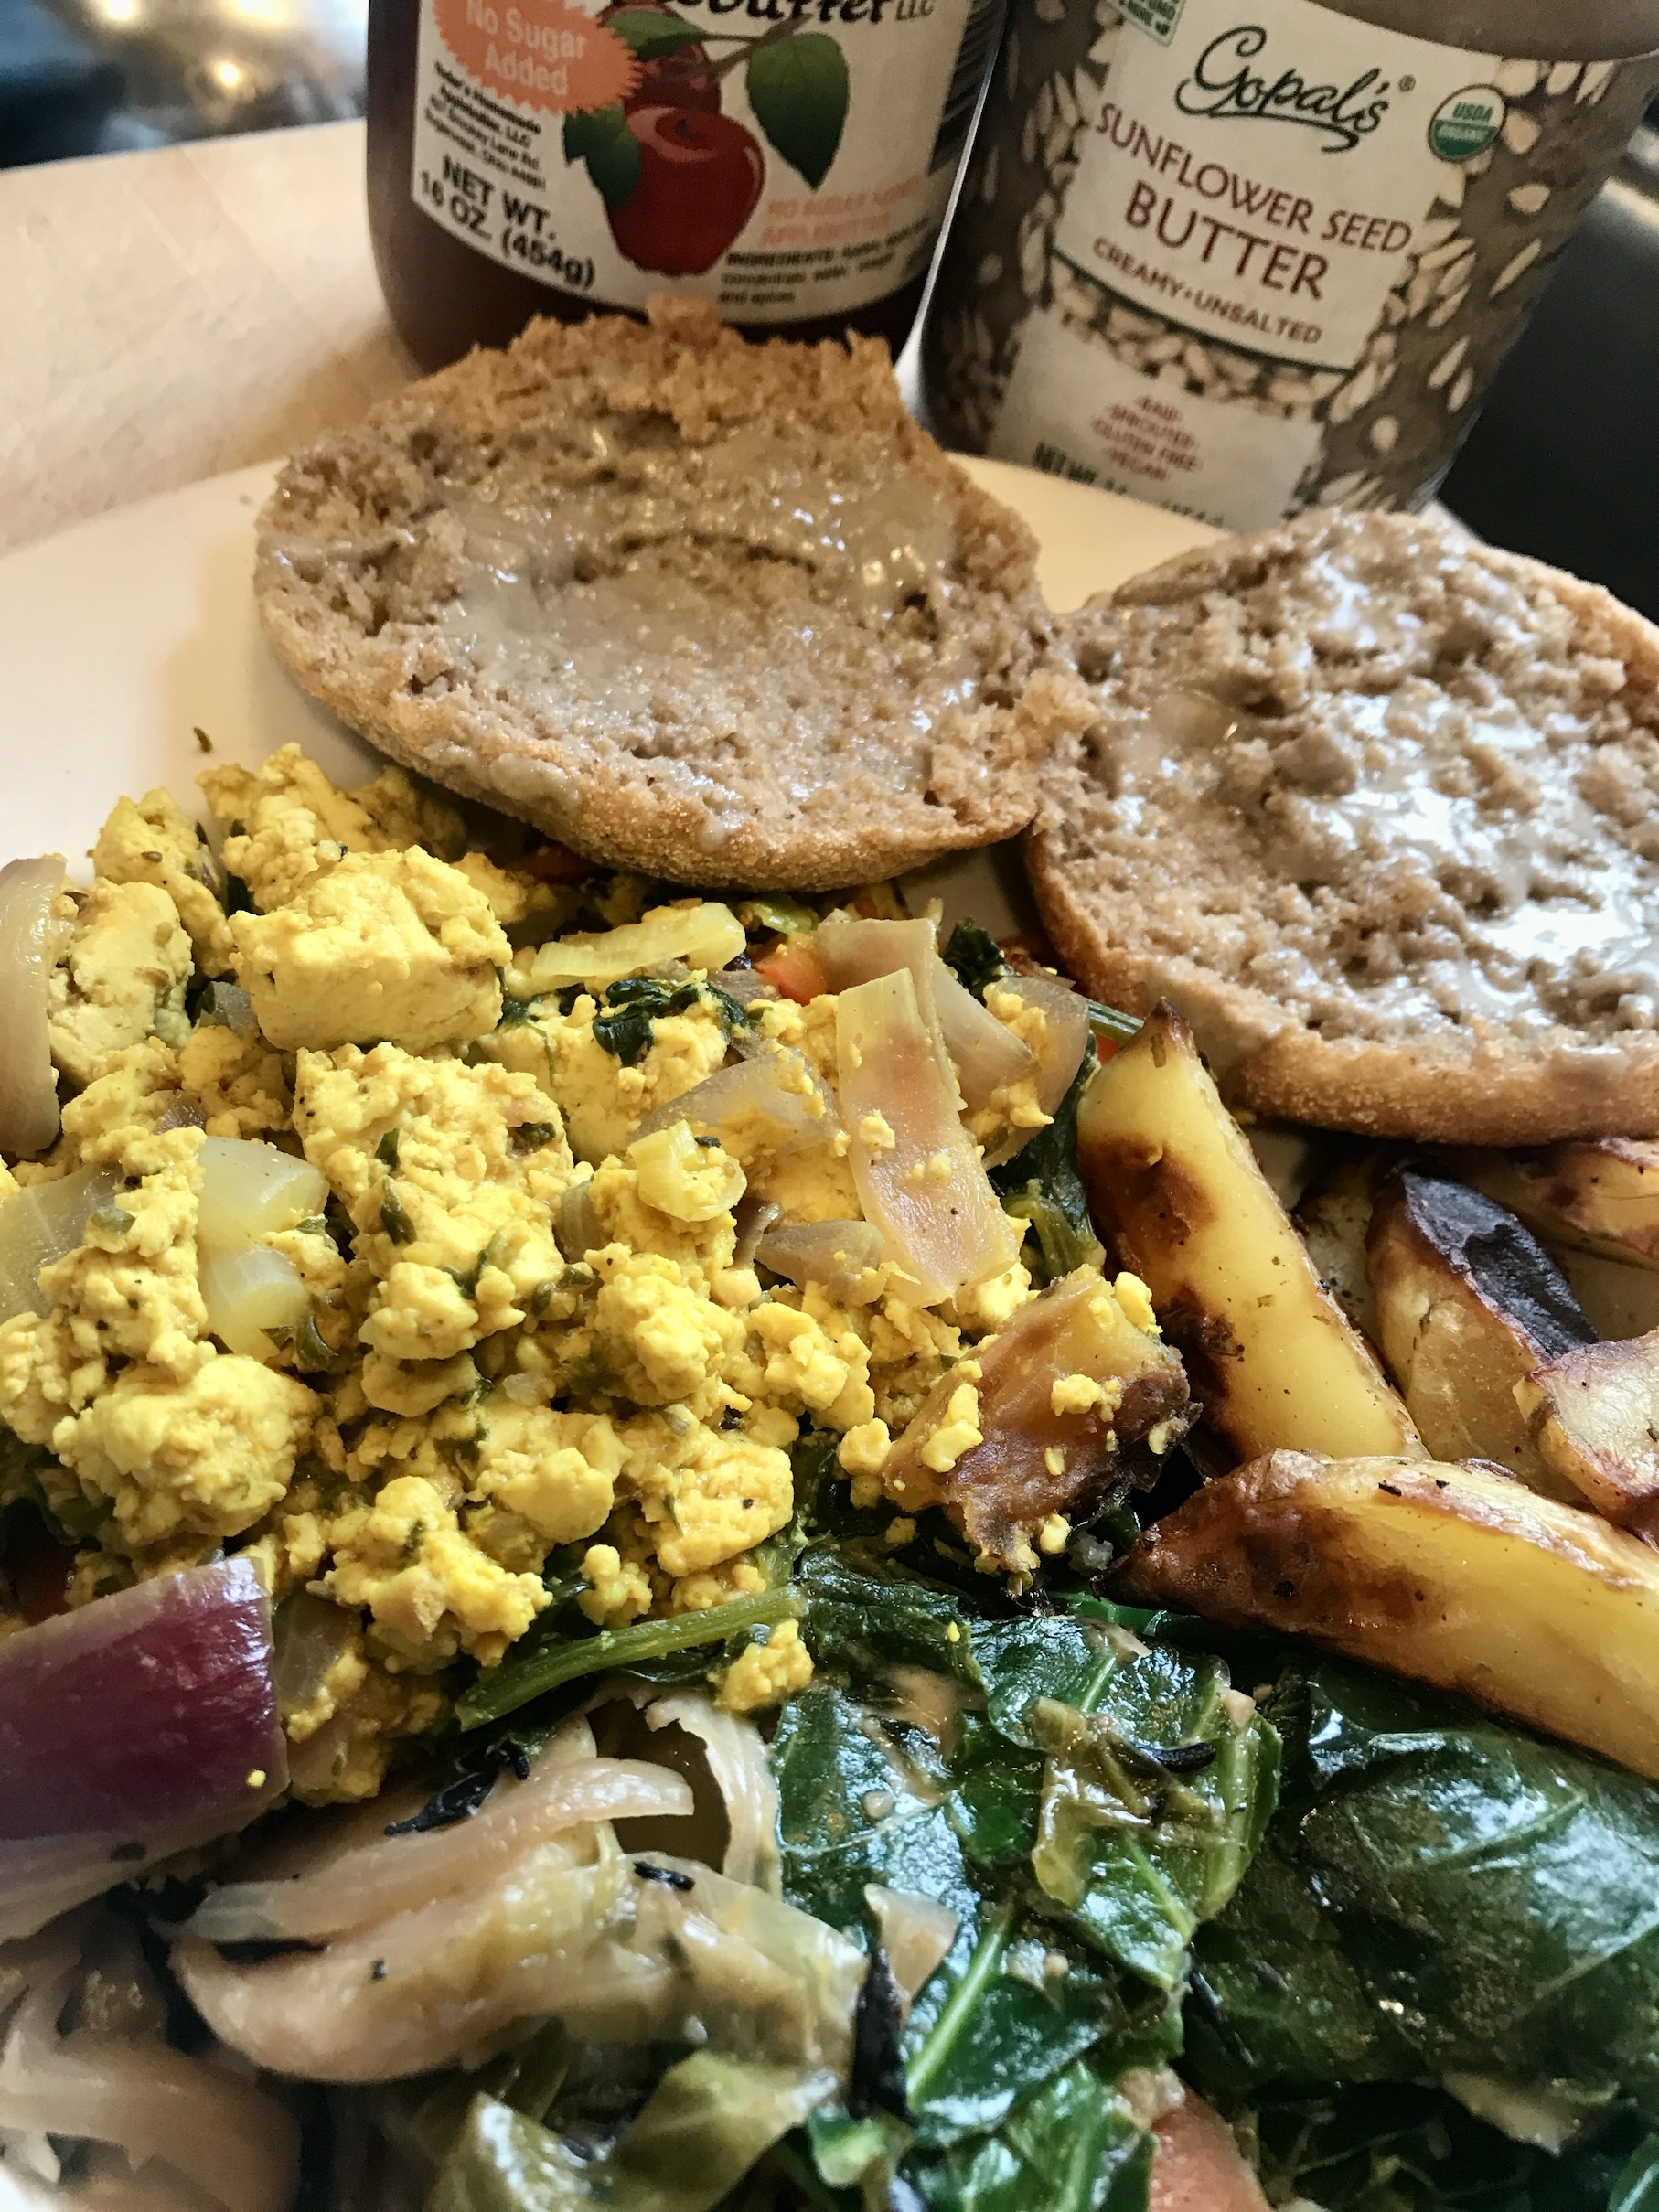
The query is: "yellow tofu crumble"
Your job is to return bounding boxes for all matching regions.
[0,749,1159,1809]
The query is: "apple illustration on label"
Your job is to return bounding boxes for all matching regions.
[601,0,720,114]
[564,10,849,282]
[628,49,721,112]
[606,106,765,275]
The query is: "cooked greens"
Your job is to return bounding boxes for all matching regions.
[768,1550,1277,2206]
[433,2057,825,2212]
[1189,1659,1659,2176]
[1247,2088,1659,2212]
[455,1585,803,1729]
[989,1052,1100,1288]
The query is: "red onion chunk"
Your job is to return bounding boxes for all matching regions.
[0,1559,287,1939]
[630,1051,836,1155]
[710,966,778,1009]
[979,971,1092,1168]
[756,1219,884,1300]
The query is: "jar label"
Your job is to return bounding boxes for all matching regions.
[927,0,1657,527]
[996,305,1322,520]
[408,0,1000,318]
[1050,5,1512,374]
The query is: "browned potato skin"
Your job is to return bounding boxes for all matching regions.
[1457,1139,1659,1269]
[883,1266,1190,1571]
[1366,1171,1595,1499]
[1112,1450,1659,1779]
[1077,1004,1420,1466]
[1516,1330,1659,1537]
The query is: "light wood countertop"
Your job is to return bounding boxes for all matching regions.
[0,120,415,555]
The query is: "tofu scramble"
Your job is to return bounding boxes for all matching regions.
[0,745,1175,1805]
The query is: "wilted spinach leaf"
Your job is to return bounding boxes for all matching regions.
[1249,2086,1659,2212]
[775,1550,1274,2195]
[1188,1661,1659,2132]
[797,1543,984,1694]
[942,922,1011,1003]
[455,1587,799,1728]
[966,1613,1279,1992]
[990,1050,1099,1286]
[904,2056,1153,2211]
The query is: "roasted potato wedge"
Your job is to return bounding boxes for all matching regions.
[1243,1120,1328,1212]
[1554,1248,1659,1342]
[1366,1170,1596,1497]
[1076,1004,1420,1465]
[1113,1451,1659,1781]
[1458,1139,1659,1270]
[1516,1330,1659,1537]
[1296,1153,1659,1347]
[1294,1153,1383,1347]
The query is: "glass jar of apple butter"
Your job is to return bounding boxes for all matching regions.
[367,0,1005,369]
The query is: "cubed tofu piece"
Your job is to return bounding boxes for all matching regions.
[231,849,508,1052]
[48,880,192,1087]
[93,787,234,976]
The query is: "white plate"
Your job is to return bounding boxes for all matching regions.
[0,456,1216,892]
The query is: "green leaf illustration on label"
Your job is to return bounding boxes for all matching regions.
[562,102,622,160]
[562,104,644,207]
[603,5,706,61]
[745,31,849,190]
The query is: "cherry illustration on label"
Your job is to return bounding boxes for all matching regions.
[562,5,851,277]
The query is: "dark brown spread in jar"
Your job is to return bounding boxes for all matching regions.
[367,0,1005,369]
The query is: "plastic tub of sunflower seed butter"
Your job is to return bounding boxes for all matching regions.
[920,0,1659,528]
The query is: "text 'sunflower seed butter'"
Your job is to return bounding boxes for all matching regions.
[921,0,1659,527]
[367,0,1005,368]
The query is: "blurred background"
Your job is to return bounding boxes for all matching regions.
[0,0,363,166]
[0,0,1654,616]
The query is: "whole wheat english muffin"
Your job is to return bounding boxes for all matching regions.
[254,296,1078,892]
[1029,509,1659,1148]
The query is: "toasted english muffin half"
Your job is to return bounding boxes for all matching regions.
[1028,508,1659,1147]
[254,296,1082,892]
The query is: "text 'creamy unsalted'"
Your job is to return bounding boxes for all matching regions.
[367,0,1005,368]
[922,0,1659,528]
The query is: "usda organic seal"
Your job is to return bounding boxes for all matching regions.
[1429,85,1506,160]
